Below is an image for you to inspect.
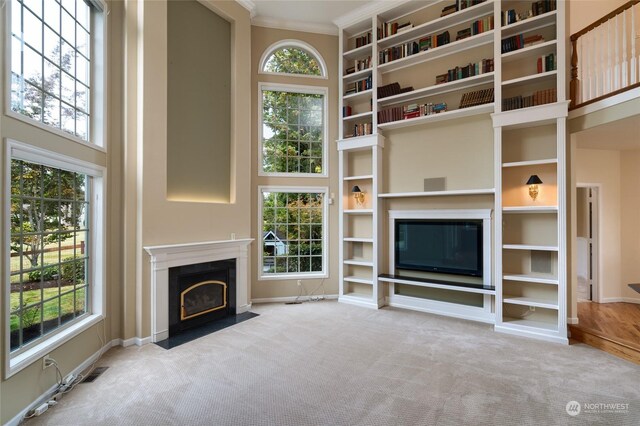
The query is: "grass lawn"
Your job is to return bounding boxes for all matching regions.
[10,286,86,332]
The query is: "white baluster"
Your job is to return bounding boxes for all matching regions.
[614,14,620,90]
[607,20,612,94]
[622,9,628,88]
[632,4,637,85]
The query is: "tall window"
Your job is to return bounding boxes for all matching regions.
[260,40,326,77]
[10,0,99,142]
[9,158,89,353]
[260,85,327,176]
[259,187,327,279]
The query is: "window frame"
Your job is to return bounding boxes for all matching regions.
[258,39,328,79]
[257,186,329,281]
[4,139,106,378]
[4,0,108,152]
[258,82,329,178]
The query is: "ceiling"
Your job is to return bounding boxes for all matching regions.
[249,0,379,34]
[575,115,640,151]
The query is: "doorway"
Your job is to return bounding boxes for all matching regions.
[576,185,598,302]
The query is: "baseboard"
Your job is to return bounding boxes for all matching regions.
[495,325,569,345]
[622,297,640,304]
[600,297,640,304]
[6,339,119,426]
[252,294,338,304]
[567,317,579,325]
[121,336,152,347]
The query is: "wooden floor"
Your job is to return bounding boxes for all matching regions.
[569,302,640,364]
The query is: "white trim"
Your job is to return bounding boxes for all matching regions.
[568,86,640,119]
[6,337,119,426]
[251,294,338,304]
[4,140,107,378]
[567,317,579,325]
[258,39,328,78]
[4,0,109,150]
[257,186,329,281]
[333,1,405,29]
[235,0,256,18]
[121,336,153,347]
[495,324,569,344]
[252,17,337,37]
[388,294,496,324]
[576,183,601,303]
[600,297,640,304]
[258,82,329,178]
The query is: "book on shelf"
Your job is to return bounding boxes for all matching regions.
[532,0,556,16]
[441,4,458,17]
[378,101,447,124]
[345,76,372,95]
[378,31,450,65]
[343,106,352,118]
[355,56,371,72]
[397,22,414,33]
[458,0,486,10]
[537,53,556,73]
[347,122,373,138]
[378,21,411,39]
[345,66,356,75]
[436,58,494,84]
[502,34,544,54]
[377,82,414,99]
[459,88,494,108]
[502,0,556,26]
[354,32,372,48]
[502,88,557,111]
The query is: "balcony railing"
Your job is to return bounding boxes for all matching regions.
[570,0,640,109]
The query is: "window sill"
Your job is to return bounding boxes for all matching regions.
[5,314,104,379]
[259,272,328,281]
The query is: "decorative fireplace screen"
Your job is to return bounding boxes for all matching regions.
[180,280,227,321]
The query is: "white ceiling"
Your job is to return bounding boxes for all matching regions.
[575,115,640,151]
[249,0,380,34]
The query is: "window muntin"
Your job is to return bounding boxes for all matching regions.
[10,0,92,141]
[261,86,326,176]
[263,47,322,76]
[260,188,327,279]
[9,158,90,354]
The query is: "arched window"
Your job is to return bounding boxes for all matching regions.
[259,40,327,78]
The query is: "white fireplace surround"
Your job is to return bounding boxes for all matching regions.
[144,239,253,342]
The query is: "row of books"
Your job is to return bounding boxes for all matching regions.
[348,122,373,138]
[378,102,448,124]
[436,58,494,85]
[459,88,494,108]
[456,16,494,41]
[354,32,372,48]
[532,0,557,16]
[441,0,485,17]
[345,76,372,95]
[345,56,371,74]
[377,82,413,99]
[378,31,450,65]
[378,21,413,39]
[502,88,557,111]
[343,106,352,118]
[501,34,544,54]
[537,53,556,73]
[502,1,556,26]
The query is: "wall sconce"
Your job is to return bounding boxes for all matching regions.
[351,185,365,206]
[526,175,543,201]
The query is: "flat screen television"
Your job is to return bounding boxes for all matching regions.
[395,219,483,277]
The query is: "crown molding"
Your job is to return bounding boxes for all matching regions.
[333,0,406,29]
[252,16,338,36]
[236,0,256,18]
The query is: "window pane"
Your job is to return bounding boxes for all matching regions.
[44,0,60,33]
[44,26,61,65]
[9,158,91,353]
[24,9,43,53]
[24,46,42,88]
[261,190,325,277]
[61,9,75,45]
[261,90,324,174]
[263,47,322,76]
[24,0,43,17]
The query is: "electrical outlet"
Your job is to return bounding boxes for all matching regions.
[529,306,536,312]
[297,280,302,287]
[43,354,55,370]
[231,233,236,240]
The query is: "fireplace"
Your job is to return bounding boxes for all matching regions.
[168,259,236,336]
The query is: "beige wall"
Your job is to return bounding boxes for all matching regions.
[620,151,640,299]
[0,1,125,422]
[575,148,621,300]
[568,0,629,34]
[250,26,339,300]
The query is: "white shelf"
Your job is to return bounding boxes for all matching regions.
[344,175,373,181]
[503,273,558,285]
[502,206,558,213]
[337,133,384,151]
[502,70,557,88]
[379,188,495,198]
[378,103,494,130]
[501,10,557,38]
[343,89,373,101]
[502,158,557,168]
[343,44,372,61]
[343,276,374,285]
[379,275,496,295]
[501,40,557,64]
[378,30,494,74]
[503,296,558,310]
[491,101,569,128]
[344,209,373,215]
[377,0,495,49]
[503,244,558,251]
[377,0,446,22]
[343,67,372,83]
[343,111,373,122]
[501,317,558,332]
[378,72,494,107]
[343,259,374,267]
[343,237,374,243]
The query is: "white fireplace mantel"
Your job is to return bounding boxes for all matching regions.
[144,238,253,342]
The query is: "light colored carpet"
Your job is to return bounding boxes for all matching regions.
[28,301,640,425]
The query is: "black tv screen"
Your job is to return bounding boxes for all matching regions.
[395,219,483,277]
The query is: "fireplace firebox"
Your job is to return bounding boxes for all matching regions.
[168,259,236,336]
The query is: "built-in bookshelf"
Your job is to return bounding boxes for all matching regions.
[335,0,567,343]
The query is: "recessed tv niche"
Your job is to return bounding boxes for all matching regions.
[395,219,483,277]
